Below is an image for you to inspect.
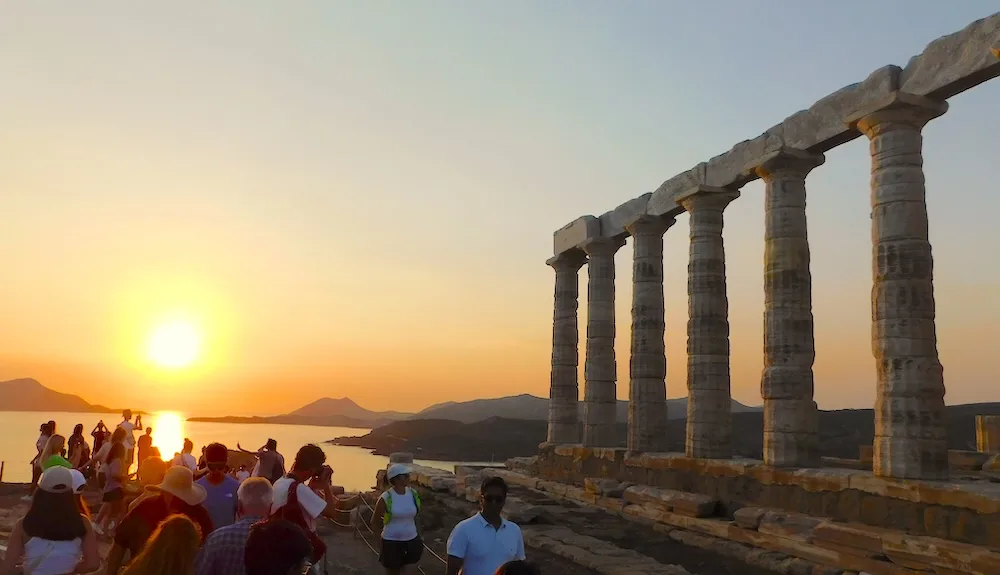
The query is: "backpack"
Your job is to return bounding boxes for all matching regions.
[269,477,327,563]
[383,488,421,525]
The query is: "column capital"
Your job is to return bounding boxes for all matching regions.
[625,214,675,238]
[846,91,947,135]
[676,186,740,212]
[581,236,625,257]
[546,250,587,272]
[751,148,825,182]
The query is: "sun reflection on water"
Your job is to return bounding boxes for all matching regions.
[151,411,185,459]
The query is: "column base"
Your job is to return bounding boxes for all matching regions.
[873,437,949,480]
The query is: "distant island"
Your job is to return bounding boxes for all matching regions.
[330,402,1000,462]
[0,378,139,414]
[191,393,762,429]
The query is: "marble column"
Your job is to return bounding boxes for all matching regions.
[678,186,739,459]
[977,415,1000,453]
[582,237,624,448]
[755,149,824,468]
[546,250,588,444]
[625,215,675,454]
[850,92,949,480]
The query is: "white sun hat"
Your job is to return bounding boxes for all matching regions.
[70,469,87,494]
[386,463,411,481]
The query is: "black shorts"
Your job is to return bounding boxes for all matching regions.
[103,488,123,502]
[379,537,423,569]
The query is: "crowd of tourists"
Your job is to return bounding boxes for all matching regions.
[2,409,539,575]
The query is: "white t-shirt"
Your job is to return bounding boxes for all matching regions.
[446,513,525,575]
[118,421,137,449]
[94,442,112,464]
[381,488,419,541]
[236,470,250,482]
[171,453,197,471]
[270,477,327,532]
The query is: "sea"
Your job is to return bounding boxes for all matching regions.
[0,411,482,491]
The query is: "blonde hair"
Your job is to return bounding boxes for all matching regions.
[121,514,201,575]
[40,434,66,463]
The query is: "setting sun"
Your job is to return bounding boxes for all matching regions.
[147,320,201,368]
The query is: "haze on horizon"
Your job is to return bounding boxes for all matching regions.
[2,1,999,418]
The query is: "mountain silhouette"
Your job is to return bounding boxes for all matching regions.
[0,378,116,413]
[286,397,410,421]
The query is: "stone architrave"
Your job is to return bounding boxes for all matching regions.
[625,215,676,454]
[581,237,625,448]
[754,149,825,468]
[546,250,588,444]
[677,186,739,459]
[977,415,1000,453]
[848,92,949,480]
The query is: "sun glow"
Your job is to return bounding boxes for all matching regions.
[147,320,201,368]
[151,411,185,458]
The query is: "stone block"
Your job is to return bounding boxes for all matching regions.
[704,133,782,189]
[734,507,768,530]
[598,194,650,239]
[646,163,706,217]
[757,511,824,543]
[553,216,600,256]
[501,496,542,523]
[948,449,991,471]
[859,445,874,464]
[779,65,899,153]
[812,522,888,555]
[880,530,996,574]
[584,477,631,497]
[388,452,414,464]
[900,13,1000,99]
[506,456,539,474]
[622,485,717,518]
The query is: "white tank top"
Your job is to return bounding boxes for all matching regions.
[22,537,82,575]
[381,488,419,541]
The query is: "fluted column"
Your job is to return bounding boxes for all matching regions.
[625,215,675,454]
[851,92,949,480]
[546,250,588,444]
[754,149,824,468]
[678,186,739,459]
[582,237,624,447]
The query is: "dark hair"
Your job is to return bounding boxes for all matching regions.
[292,444,326,472]
[146,427,152,433]
[73,424,83,435]
[41,422,53,435]
[495,561,541,575]
[111,427,126,444]
[205,443,228,465]
[266,439,277,450]
[245,519,312,575]
[48,421,56,433]
[481,476,508,496]
[23,490,86,541]
[107,442,126,463]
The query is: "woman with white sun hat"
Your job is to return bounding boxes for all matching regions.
[371,463,424,574]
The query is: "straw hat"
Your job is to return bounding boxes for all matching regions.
[146,466,207,506]
[38,466,75,494]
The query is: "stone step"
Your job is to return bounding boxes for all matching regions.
[523,524,694,575]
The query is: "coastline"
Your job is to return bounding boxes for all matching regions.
[187,415,374,431]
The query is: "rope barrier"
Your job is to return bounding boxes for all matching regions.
[361,491,448,566]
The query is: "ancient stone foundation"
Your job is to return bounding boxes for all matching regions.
[536,444,1000,549]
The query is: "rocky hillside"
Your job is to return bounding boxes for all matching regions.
[0,378,116,413]
[331,402,1000,462]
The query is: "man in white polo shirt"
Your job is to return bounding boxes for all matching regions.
[446,476,525,575]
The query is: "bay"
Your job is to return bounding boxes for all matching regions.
[0,411,479,491]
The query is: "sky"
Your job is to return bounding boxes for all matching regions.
[1,2,999,416]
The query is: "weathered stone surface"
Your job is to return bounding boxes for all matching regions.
[949,450,992,471]
[678,186,739,460]
[734,507,768,530]
[553,215,600,256]
[623,485,717,518]
[506,456,539,474]
[547,250,587,444]
[757,511,824,544]
[781,65,900,153]
[754,149,824,469]
[501,495,543,523]
[978,415,1000,453]
[852,92,949,481]
[704,133,780,189]
[599,194,651,239]
[900,13,1000,99]
[626,214,674,454]
[647,163,707,217]
[388,452,414,464]
[523,525,695,575]
[582,237,625,448]
[812,522,888,555]
[585,477,632,498]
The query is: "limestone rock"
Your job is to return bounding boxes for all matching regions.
[900,13,1000,99]
[647,163,707,217]
[553,215,600,256]
[622,485,717,518]
[983,453,1000,481]
[757,511,823,543]
[501,496,542,524]
[584,477,632,498]
[811,522,887,555]
[505,456,538,474]
[388,452,414,464]
[598,194,651,239]
[733,507,767,530]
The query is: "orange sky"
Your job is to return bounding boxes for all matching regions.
[2,3,1000,417]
